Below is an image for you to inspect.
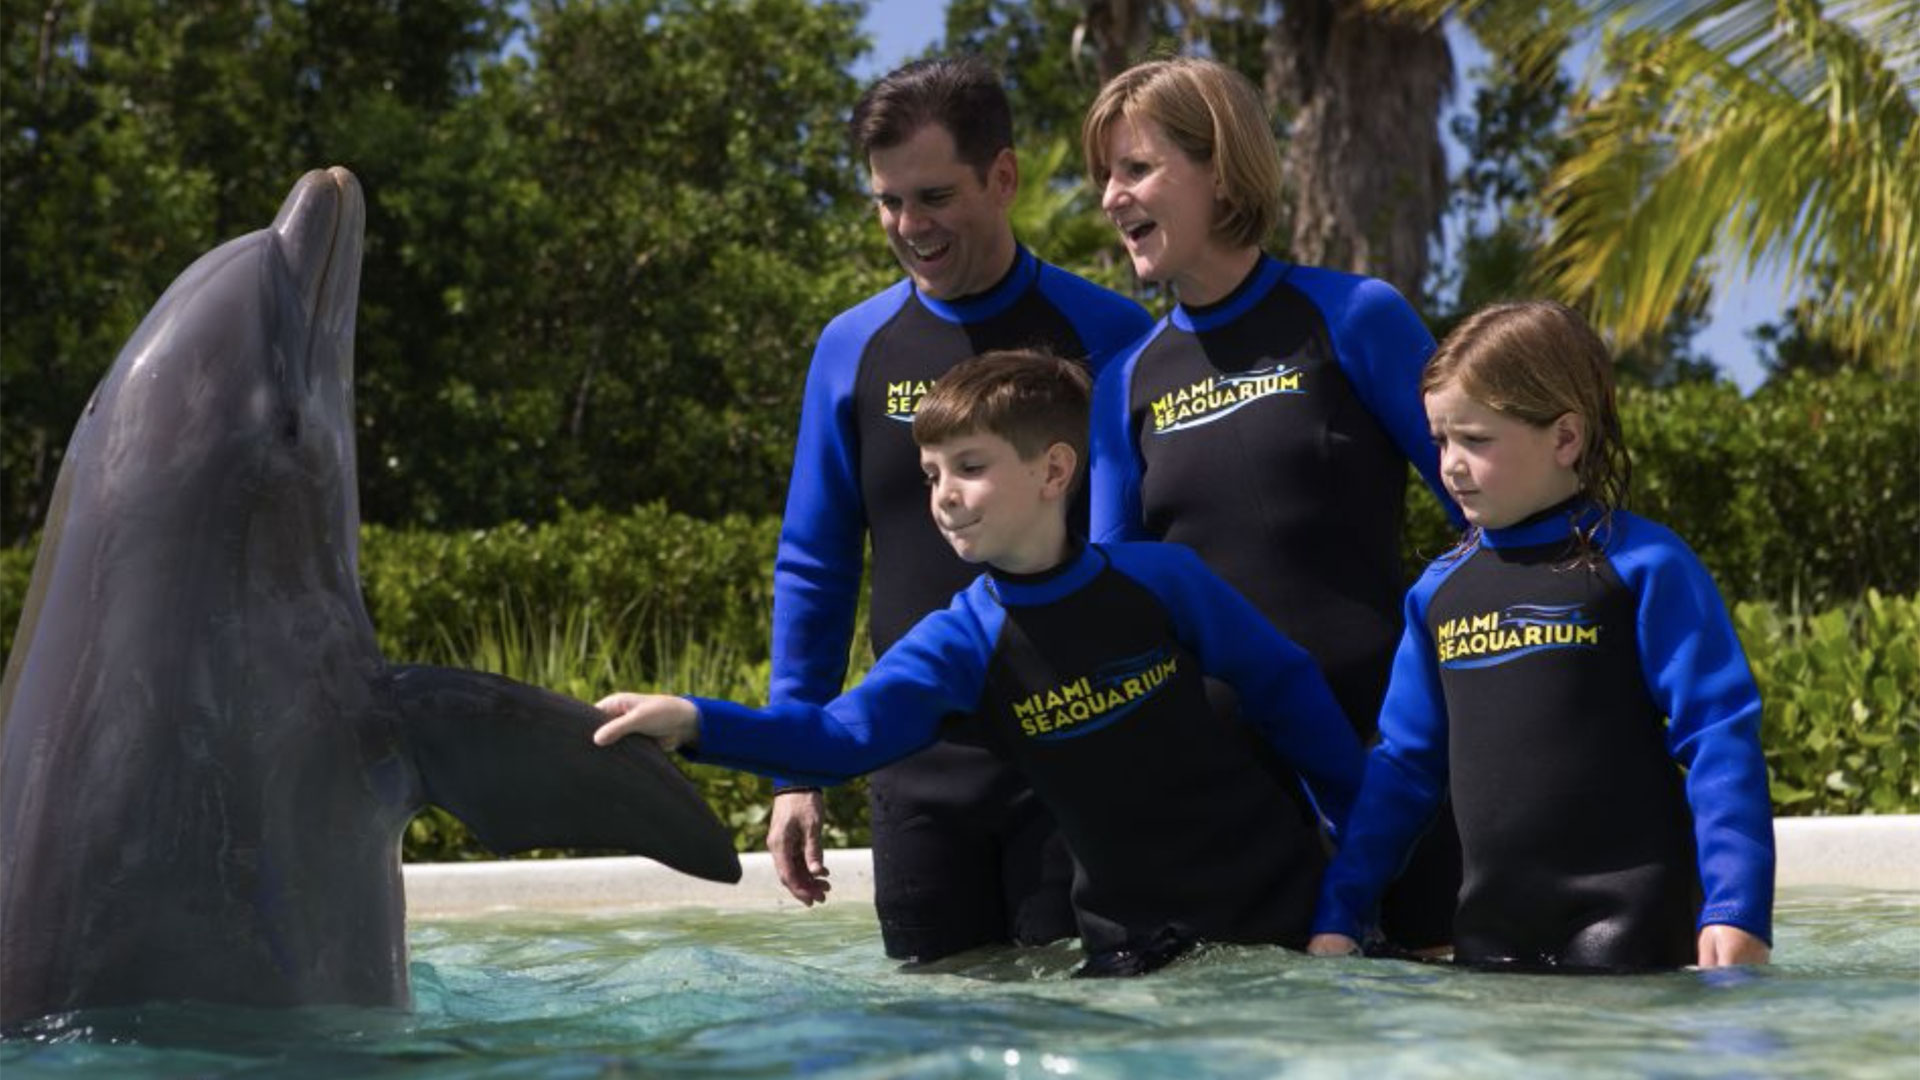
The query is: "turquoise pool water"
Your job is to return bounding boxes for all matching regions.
[4,887,1915,1078]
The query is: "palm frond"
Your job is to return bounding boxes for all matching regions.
[1543,0,1918,361]
[1371,0,1919,365]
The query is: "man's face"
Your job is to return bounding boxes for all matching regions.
[869,124,1018,300]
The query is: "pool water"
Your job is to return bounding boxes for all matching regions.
[4,888,1915,1078]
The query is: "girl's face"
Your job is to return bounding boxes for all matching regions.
[1424,381,1585,530]
[1099,117,1244,304]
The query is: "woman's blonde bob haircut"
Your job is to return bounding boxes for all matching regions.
[1081,57,1283,251]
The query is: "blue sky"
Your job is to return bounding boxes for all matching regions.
[854,0,1783,392]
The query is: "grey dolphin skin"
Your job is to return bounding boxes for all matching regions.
[0,168,741,1029]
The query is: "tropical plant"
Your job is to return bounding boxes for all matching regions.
[1381,0,1919,367]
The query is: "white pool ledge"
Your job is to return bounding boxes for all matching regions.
[403,815,1920,917]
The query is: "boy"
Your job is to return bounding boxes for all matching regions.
[596,350,1365,976]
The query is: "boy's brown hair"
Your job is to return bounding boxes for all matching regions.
[911,350,1091,489]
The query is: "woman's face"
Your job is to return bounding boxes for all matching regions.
[1099,116,1235,302]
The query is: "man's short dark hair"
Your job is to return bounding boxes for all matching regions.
[850,57,1014,177]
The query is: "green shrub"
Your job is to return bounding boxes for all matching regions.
[1739,590,1920,816]
[1404,369,1920,606]
[360,502,782,668]
[0,544,29,661]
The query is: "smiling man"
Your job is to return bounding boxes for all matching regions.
[763,58,1152,965]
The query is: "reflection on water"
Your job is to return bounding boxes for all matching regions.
[4,888,1916,1079]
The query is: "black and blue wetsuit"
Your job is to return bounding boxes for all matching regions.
[1088,254,1460,946]
[773,247,1152,960]
[1312,503,1775,970]
[704,542,1364,969]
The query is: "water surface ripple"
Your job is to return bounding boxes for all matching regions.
[4,886,1915,1078]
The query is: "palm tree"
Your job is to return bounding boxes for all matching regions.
[1389,0,1919,369]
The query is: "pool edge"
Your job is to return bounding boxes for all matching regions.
[403,814,1920,917]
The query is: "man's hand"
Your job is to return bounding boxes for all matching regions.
[592,693,700,751]
[1697,923,1771,967]
[1307,933,1362,957]
[767,789,831,905]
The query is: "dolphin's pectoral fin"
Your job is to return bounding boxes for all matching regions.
[383,665,742,884]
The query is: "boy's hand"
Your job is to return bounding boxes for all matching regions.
[1696,924,1771,967]
[1307,933,1362,957]
[592,693,700,752]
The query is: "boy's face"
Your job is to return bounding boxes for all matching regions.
[1425,382,1584,530]
[869,123,1018,301]
[919,431,1072,573]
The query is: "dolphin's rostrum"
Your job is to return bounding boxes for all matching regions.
[0,168,742,1028]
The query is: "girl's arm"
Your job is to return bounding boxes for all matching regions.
[1310,592,1454,944]
[1612,518,1776,954]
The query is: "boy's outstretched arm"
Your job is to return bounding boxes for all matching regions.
[594,694,700,751]
[1105,543,1365,828]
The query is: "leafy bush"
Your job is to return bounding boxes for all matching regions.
[1404,369,1920,605]
[1738,591,1920,816]
[360,503,781,669]
[0,544,28,660]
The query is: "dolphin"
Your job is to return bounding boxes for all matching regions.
[0,168,741,1029]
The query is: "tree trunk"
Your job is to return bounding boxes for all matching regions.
[1077,0,1155,82]
[1267,0,1450,304]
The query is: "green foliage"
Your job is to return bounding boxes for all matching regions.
[360,503,780,667]
[1737,591,1920,816]
[0,0,893,541]
[0,541,27,661]
[0,0,516,543]
[1403,369,1920,606]
[355,0,893,528]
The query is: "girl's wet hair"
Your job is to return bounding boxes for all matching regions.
[1424,300,1632,560]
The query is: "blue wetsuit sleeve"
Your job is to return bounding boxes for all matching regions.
[769,296,902,710]
[691,588,999,785]
[1088,334,1157,544]
[1303,271,1460,528]
[1311,573,1454,939]
[1107,543,1365,831]
[1611,519,1776,944]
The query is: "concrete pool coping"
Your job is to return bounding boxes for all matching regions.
[405,814,1920,917]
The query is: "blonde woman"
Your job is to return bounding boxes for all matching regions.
[1083,56,1459,954]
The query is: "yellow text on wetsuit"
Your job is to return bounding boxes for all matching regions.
[1009,655,1180,737]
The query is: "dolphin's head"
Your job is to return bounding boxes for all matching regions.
[70,168,367,582]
